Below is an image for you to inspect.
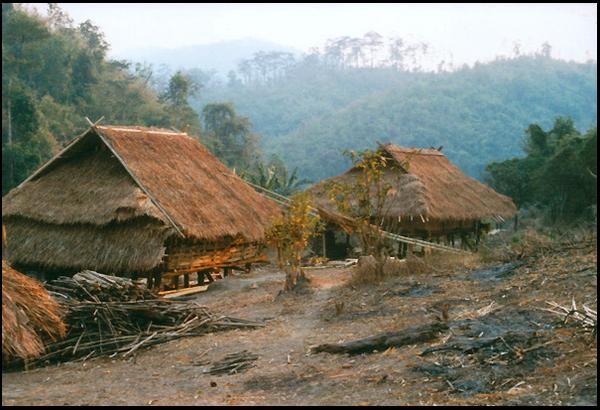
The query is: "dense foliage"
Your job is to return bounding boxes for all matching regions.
[1,4,185,193]
[485,118,597,222]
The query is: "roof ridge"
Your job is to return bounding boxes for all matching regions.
[96,125,188,136]
[383,143,445,157]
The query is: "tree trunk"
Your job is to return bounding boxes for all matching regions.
[284,267,309,292]
[7,97,14,189]
[312,322,448,355]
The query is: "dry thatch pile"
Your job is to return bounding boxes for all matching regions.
[2,261,66,362]
[2,125,280,274]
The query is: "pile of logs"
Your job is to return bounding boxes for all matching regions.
[204,350,259,375]
[45,270,156,302]
[24,271,265,367]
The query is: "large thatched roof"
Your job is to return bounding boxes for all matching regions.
[2,125,280,273]
[309,144,517,224]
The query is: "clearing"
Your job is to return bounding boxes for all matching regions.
[2,235,597,406]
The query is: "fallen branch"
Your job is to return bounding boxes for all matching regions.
[311,322,448,355]
[204,350,259,375]
[541,298,597,338]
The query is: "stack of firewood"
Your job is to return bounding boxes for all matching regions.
[45,270,156,302]
[14,271,266,367]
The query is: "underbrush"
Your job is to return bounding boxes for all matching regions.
[348,219,596,287]
[480,225,597,263]
[348,251,483,286]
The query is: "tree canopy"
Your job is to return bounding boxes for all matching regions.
[485,117,597,222]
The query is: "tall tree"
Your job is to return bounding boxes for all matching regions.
[486,117,597,222]
[161,71,201,134]
[201,103,261,171]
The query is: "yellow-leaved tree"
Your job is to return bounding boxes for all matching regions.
[324,146,405,278]
[266,192,322,292]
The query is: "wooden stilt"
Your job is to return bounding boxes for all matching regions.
[322,233,327,258]
[345,233,351,257]
[147,272,154,289]
[154,271,162,290]
[183,273,190,288]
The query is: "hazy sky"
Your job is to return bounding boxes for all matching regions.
[42,3,597,66]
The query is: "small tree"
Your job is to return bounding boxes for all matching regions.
[325,146,404,278]
[266,192,322,292]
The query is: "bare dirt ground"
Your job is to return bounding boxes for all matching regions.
[2,236,597,406]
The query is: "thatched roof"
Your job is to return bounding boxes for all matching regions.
[5,216,171,274]
[2,125,280,273]
[309,144,517,224]
[2,260,66,361]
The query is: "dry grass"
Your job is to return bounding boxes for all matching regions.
[2,261,66,361]
[479,226,597,263]
[349,251,483,286]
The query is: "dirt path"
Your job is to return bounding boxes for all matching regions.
[2,241,597,406]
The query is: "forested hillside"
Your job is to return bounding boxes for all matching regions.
[194,45,597,182]
[1,4,200,194]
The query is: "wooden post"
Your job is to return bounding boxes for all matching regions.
[183,273,190,288]
[171,275,179,290]
[147,272,154,289]
[513,215,519,231]
[475,221,481,249]
[2,224,8,262]
[345,233,351,257]
[223,267,231,277]
[322,233,327,259]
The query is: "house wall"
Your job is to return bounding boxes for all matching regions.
[162,237,269,278]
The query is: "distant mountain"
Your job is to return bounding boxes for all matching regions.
[114,37,301,75]
[194,56,597,182]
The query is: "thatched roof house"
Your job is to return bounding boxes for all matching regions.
[309,144,517,240]
[2,125,280,280]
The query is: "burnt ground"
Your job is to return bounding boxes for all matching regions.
[2,238,597,406]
